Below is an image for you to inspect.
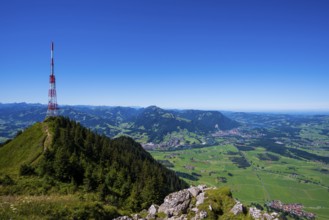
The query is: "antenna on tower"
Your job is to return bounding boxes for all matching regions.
[47,41,58,117]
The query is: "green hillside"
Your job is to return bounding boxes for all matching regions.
[0,116,187,219]
[0,122,46,174]
[132,106,239,144]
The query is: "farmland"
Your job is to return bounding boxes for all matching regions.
[151,144,329,219]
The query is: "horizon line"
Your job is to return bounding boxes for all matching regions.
[1,102,329,114]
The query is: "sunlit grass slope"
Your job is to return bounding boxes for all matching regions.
[0,123,46,175]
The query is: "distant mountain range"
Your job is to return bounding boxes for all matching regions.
[0,103,239,149]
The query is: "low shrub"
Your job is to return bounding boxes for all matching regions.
[20,164,36,176]
[0,175,15,186]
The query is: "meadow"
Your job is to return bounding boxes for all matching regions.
[151,145,329,219]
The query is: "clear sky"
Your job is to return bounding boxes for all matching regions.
[1,0,328,111]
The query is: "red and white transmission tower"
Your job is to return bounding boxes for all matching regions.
[47,42,58,117]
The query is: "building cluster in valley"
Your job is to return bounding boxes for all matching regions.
[267,200,315,219]
[212,128,265,139]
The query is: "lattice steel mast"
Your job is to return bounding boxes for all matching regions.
[46,42,58,117]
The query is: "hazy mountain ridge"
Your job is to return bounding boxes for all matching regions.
[0,103,239,148]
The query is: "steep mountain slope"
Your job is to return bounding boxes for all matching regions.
[133,106,192,142]
[0,122,46,174]
[177,109,239,131]
[0,116,188,214]
[133,106,239,143]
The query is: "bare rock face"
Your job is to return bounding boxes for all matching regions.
[158,189,192,217]
[132,214,145,220]
[197,185,207,191]
[187,186,201,197]
[167,214,187,220]
[230,201,244,215]
[196,192,205,207]
[249,207,262,219]
[147,204,159,219]
[115,185,255,220]
[249,207,279,220]
[199,210,208,219]
[114,216,133,220]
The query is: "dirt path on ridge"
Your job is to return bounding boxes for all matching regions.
[43,124,52,151]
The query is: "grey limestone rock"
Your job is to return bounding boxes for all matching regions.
[188,186,201,197]
[167,214,187,220]
[158,189,192,217]
[199,211,208,219]
[113,216,133,220]
[197,185,207,191]
[196,192,205,207]
[230,201,244,215]
[132,214,145,220]
[147,204,159,219]
[249,207,262,219]
[249,207,279,220]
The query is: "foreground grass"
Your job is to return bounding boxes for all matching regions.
[0,194,121,220]
[0,176,125,219]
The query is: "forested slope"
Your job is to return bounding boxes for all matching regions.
[0,116,188,215]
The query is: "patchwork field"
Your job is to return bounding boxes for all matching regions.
[151,145,329,219]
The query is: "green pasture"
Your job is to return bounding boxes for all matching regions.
[151,145,329,219]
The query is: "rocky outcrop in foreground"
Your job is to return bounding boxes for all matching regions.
[114,185,279,220]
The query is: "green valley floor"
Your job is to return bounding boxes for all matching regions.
[151,145,329,220]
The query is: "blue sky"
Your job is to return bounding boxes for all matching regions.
[0,0,328,111]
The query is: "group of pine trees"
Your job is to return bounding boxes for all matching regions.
[30,117,188,211]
